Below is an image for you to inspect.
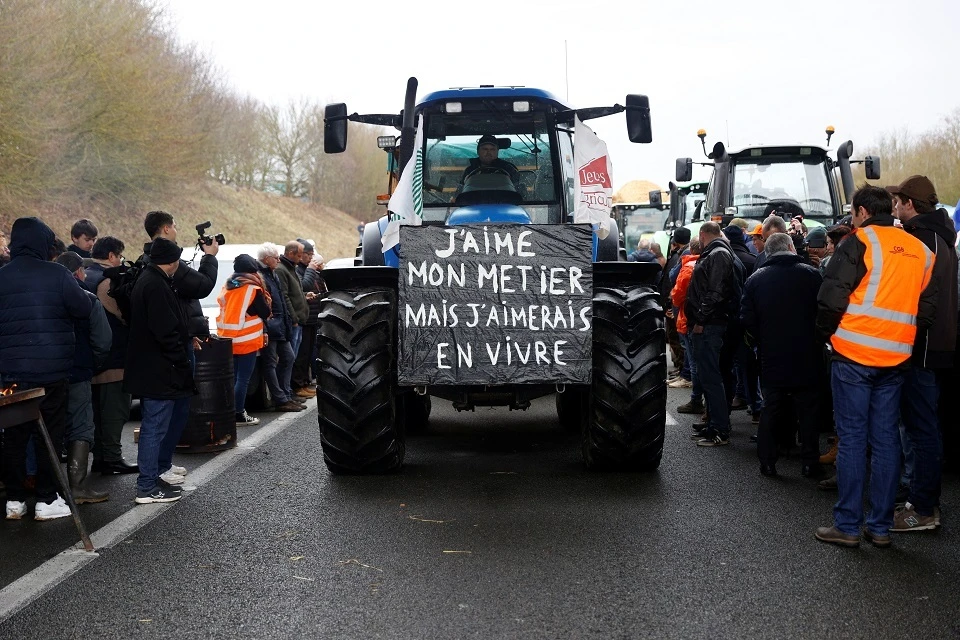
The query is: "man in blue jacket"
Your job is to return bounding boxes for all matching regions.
[1,217,92,521]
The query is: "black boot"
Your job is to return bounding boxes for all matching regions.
[68,441,109,504]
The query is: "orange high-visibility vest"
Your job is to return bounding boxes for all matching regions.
[831,225,935,368]
[216,283,266,355]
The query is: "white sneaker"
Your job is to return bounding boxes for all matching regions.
[159,470,185,485]
[668,378,693,388]
[34,495,71,521]
[168,465,187,476]
[5,500,27,520]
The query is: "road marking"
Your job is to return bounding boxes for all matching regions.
[666,410,678,426]
[0,401,314,624]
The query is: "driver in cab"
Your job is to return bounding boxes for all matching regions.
[459,135,523,194]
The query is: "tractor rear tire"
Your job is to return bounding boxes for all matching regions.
[316,287,404,474]
[582,285,666,471]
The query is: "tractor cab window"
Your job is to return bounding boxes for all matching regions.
[418,109,558,222]
[731,157,833,219]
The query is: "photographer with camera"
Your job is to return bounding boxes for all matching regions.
[136,210,219,484]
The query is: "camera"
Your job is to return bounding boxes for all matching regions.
[195,221,225,246]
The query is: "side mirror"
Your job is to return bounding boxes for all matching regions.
[649,190,663,210]
[498,138,511,150]
[324,103,348,154]
[625,94,652,143]
[676,157,693,182]
[864,155,881,180]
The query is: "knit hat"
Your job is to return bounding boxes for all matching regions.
[234,253,259,274]
[149,237,182,265]
[722,224,745,242]
[55,251,83,273]
[672,227,691,245]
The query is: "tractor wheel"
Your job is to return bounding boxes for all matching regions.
[316,287,404,474]
[555,387,586,433]
[582,285,666,471]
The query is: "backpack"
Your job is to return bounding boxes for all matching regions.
[103,258,146,322]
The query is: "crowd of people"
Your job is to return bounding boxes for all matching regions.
[654,175,957,548]
[0,212,326,519]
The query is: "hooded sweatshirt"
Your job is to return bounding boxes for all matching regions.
[902,208,958,368]
[0,217,93,384]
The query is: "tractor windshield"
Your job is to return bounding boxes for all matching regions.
[418,109,559,223]
[731,157,833,219]
[615,205,670,250]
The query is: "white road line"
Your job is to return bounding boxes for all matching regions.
[0,401,314,624]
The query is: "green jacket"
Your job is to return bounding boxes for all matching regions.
[277,256,308,325]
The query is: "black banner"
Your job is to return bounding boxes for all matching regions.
[398,224,593,385]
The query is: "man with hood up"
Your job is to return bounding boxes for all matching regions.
[0,217,92,521]
[888,176,957,533]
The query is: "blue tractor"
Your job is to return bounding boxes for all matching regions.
[319,77,664,474]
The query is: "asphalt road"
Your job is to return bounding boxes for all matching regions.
[1,387,959,639]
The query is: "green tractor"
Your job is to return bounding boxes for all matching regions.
[672,127,881,234]
[318,77,666,474]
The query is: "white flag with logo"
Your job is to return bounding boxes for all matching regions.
[573,116,613,240]
[382,115,425,252]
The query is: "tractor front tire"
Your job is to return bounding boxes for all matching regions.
[316,288,404,474]
[582,285,666,471]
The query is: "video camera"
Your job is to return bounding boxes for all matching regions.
[195,221,225,247]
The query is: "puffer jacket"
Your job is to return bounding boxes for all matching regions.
[671,254,698,335]
[259,264,292,341]
[296,262,326,325]
[903,208,958,368]
[0,217,93,385]
[68,292,112,383]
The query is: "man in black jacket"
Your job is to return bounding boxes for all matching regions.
[125,238,194,504]
[741,233,824,477]
[1,217,92,521]
[139,211,217,483]
[661,228,690,380]
[685,222,743,446]
[889,175,957,532]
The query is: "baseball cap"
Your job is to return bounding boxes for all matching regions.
[748,224,763,236]
[886,175,938,207]
[806,227,827,249]
[477,134,498,148]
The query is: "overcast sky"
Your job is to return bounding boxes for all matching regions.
[163,0,960,192]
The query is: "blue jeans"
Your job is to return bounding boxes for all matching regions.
[138,397,188,493]
[234,352,258,415]
[831,360,904,536]
[290,325,303,360]
[680,331,702,403]
[692,324,728,435]
[157,345,195,475]
[263,339,295,404]
[900,366,942,516]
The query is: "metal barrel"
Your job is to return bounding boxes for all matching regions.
[180,336,237,453]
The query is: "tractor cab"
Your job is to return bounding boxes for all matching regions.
[324,80,651,267]
[675,128,881,231]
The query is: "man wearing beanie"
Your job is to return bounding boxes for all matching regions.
[124,237,193,504]
[216,254,272,426]
[0,217,92,521]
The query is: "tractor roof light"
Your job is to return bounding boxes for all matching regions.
[377,135,397,149]
[826,125,835,146]
[445,102,462,113]
[513,101,530,112]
